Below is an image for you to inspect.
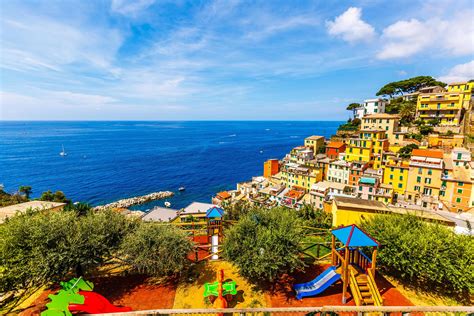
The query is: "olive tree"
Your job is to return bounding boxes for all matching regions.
[223,207,305,283]
[119,223,193,277]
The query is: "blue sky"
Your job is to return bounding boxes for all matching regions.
[1,0,473,120]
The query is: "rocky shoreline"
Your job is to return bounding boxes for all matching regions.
[94,191,174,211]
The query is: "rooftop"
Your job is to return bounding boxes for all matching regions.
[326,141,345,149]
[363,113,400,119]
[333,196,389,212]
[0,200,66,223]
[305,135,324,140]
[142,207,178,222]
[411,149,444,159]
[182,202,218,215]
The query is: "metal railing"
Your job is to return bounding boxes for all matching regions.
[88,306,474,316]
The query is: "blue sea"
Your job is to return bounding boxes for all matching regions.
[0,121,341,211]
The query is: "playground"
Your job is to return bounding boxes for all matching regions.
[18,218,424,316]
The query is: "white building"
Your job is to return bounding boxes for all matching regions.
[327,160,351,184]
[309,181,354,209]
[356,98,388,119]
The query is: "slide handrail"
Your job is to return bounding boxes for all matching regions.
[367,269,383,306]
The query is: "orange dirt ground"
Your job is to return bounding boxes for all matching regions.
[19,262,414,315]
[19,275,177,316]
[267,264,414,315]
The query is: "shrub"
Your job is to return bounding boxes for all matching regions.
[362,214,474,300]
[223,207,305,283]
[120,223,193,277]
[0,209,136,292]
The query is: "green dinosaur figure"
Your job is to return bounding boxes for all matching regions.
[40,278,93,316]
[60,278,93,292]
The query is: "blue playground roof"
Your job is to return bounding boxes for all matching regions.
[332,224,379,247]
[206,206,225,218]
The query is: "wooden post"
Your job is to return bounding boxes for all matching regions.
[342,246,349,304]
[354,248,359,267]
[331,235,336,266]
[372,247,378,275]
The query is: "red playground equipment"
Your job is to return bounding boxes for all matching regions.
[69,291,132,314]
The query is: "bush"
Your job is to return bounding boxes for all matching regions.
[120,223,193,277]
[362,215,474,300]
[0,209,136,292]
[398,144,419,159]
[298,204,332,229]
[223,207,305,283]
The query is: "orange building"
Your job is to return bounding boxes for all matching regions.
[326,141,346,159]
[263,159,280,178]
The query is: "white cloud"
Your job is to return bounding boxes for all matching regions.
[377,11,474,60]
[0,13,122,73]
[326,7,375,43]
[438,60,474,83]
[110,0,156,16]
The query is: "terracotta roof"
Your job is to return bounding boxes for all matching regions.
[412,149,444,159]
[216,191,231,199]
[363,113,400,119]
[327,141,345,149]
[306,135,324,140]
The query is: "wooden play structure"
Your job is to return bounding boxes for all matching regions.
[294,224,383,306]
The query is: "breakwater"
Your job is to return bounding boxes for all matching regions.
[94,191,174,210]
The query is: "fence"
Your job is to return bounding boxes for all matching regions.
[88,306,474,316]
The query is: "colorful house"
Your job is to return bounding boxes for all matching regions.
[416,91,466,126]
[348,161,368,186]
[427,134,464,149]
[345,130,389,169]
[382,158,409,197]
[304,135,325,154]
[361,113,401,144]
[327,160,351,184]
[405,149,444,209]
[263,158,280,178]
[325,141,346,159]
[446,81,473,109]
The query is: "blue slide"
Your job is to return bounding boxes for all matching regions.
[293,266,341,300]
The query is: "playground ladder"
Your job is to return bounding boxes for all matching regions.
[349,266,382,306]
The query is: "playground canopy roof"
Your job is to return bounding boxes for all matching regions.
[206,206,225,218]
[332,224,380,247]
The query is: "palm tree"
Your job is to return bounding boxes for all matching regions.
[399,102,416,123]
[19,186,32,200]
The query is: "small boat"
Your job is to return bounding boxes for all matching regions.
[60,145,67,156]
[164,201,171,208]
[178,187,185,192]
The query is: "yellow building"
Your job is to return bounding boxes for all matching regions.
[405,149,444,209]
[345,130,389,169]
[331,196,455,228]
[304,135,325,154]
[263,159,279,178]
[441,168,473,212]
[427,134,464,148]
[447,81,473,109]
[416,92,465,126]
[280,162,323,191]
[361,113,401,144]
[382,159,409,196]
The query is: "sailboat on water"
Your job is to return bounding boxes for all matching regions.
[60,145,67,156]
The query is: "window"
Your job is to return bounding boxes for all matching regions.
[398,183,403,188]
[390,175,393,180]
[425,178,431,184]
[458,182,464,186]
[399,176,403,181]
[428,170,432,175]
[418,168,423,174]
[456,197,461,203]
[457,189,463,194]
[423,188,432,195]
[416,176,421,183]
[414,185,420,191]
[457,153,462,160]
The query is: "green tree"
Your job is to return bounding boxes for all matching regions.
[362,215,474,300]
[419,125,434,135]
[223,207,305,283]
[223,201,254,221]
[376,76,446,98]
[398,101,416,124]
[0,209,136,292]
[398,144,419,159]
[120,223,193,277]
[298,204,332,229]
[346,103,360,117]
[63,202,93,216]
[18,186,32,200]
[39,190,69,203]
